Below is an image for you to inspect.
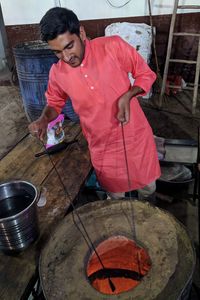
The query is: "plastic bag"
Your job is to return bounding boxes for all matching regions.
[46,114,65,149]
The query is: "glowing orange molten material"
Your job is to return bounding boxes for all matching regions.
[87,236,151,295]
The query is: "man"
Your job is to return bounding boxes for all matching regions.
[29,7,160,200]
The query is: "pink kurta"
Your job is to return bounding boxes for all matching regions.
[46,36,160,192]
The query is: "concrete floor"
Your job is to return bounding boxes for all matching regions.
[0,86,28,159]
[0,84,200,298]
[143,91,200,299]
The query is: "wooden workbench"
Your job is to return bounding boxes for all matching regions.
[0,121,91,300]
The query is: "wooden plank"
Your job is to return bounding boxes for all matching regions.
[37,133,91,237]
[0,121,81,186]
[177,5,200,9]
[192,37,200,114]
[0,125,91,300]
[159,0,179,105]
[0,249,36,300]
[187,83,200,87]
[169,59,197,64]
[166,84,195,91]
[173,32,200,37]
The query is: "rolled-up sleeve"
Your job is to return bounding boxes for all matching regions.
[113,36,156,95]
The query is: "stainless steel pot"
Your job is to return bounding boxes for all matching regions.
[0,180,39,253]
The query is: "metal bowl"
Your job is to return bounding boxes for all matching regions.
[0,180,39,254]
[156,162,194,196]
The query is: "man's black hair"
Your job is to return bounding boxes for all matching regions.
[40,7,80,42]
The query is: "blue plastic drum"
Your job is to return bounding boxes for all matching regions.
[13,40,79,122]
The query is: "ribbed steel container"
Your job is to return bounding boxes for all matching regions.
[0,181,39,253]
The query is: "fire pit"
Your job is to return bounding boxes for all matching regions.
[39,200,195,299]
[86,235,151,295]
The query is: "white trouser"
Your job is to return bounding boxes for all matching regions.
[107,181,156,201]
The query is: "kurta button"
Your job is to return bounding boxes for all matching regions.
[90,86,94,90]
[84,74,88,78]
[81,63,84,67]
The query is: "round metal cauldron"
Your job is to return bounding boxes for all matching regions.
[156,162,194,197]
[40,200,195,300]
[0,181,39,253]
[13,40,79,122]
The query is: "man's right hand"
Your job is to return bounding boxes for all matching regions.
[28,116,48,141]
[28,106,59,141]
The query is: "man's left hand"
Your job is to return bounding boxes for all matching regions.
[117,94,130,125]
[117,86,144,125]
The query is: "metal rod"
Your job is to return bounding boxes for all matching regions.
[121,123,132,198]
[121,123,140,272]
[41,141,116,292]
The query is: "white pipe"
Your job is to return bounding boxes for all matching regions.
[54,0,61,7]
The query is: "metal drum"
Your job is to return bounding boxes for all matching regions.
[0,180,39,253]
[40,200,195,300]
[13,41,79,122]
